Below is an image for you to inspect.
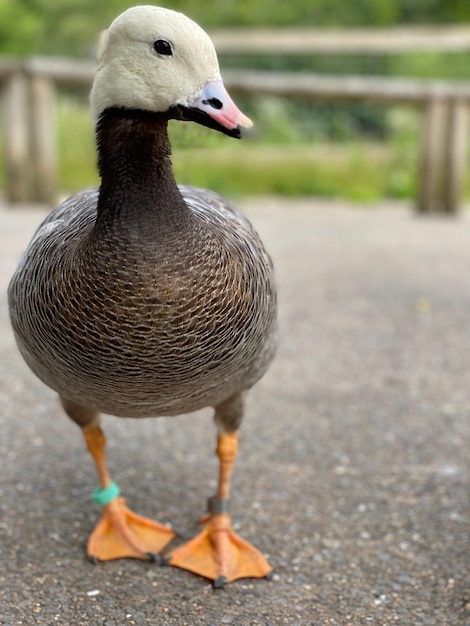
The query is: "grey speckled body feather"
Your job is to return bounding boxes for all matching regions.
[8,179,277,418]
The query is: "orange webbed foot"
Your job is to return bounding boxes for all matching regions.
[164,511,272,587]
[87,496,176,562]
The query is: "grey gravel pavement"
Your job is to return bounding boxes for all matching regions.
[0,198,469,625]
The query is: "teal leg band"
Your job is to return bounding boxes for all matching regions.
[92,480,121,506]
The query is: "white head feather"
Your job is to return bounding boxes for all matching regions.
[90,6,221,121]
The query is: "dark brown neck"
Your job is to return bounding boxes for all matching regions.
[93,108,191,241]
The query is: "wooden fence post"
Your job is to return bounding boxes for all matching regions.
[443,98,468,214]
[2,70,33,202]
[28,73,57,205]
[416,97,448,213]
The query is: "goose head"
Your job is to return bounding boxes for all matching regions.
[90,5,252,138]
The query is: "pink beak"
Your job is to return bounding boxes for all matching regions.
[190,79,253,134]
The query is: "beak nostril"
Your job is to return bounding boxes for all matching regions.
[202,97,223,110]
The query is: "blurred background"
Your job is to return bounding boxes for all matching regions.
[1,0,470,207]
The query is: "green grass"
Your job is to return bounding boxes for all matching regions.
[57,98,99,190]
[0,96,436,202]
[173,143,414,201]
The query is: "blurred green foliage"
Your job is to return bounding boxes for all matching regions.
[1,0,470,56]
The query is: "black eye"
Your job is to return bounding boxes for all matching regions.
[153,39,172,56]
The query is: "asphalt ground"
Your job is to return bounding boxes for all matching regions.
[0,197,469,625]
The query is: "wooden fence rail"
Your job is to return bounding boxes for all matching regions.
[1,56,469,212]
[210,24,470,55]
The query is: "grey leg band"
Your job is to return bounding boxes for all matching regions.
[207,496,229,515]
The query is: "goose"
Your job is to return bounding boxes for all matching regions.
[8,5,277,588]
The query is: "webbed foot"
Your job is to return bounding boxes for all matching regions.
[87,496,176,561]
[164,512,271,586]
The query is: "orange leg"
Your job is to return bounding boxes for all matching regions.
[82,424,176,562]
[165,432,272,587]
